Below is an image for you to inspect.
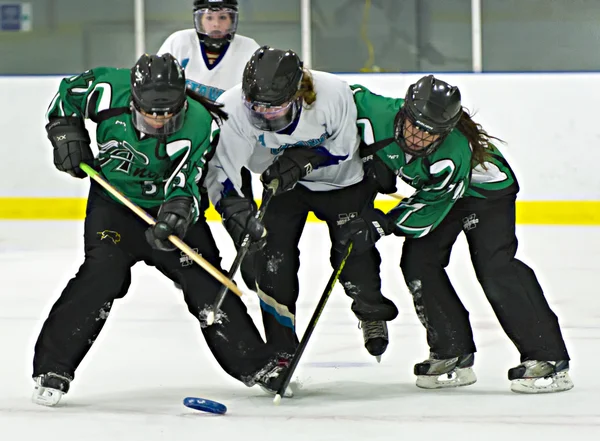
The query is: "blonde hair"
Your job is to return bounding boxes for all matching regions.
[295,68,317,107]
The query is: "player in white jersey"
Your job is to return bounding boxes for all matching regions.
[158,0,260,291]
[158,0,259,102]
[205,47,399,376]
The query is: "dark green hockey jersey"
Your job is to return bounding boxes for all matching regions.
[352,84,518,238]
[46,67,216,222]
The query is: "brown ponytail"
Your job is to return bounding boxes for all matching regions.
[456,108,503,169]
[295,68,317,107]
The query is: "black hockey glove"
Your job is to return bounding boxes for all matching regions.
[261,147,330,195]
[218,195,267,252]
[145,197,194,251]
[363,153,397,195]
[46,116,94,179]
[335,208,396,255]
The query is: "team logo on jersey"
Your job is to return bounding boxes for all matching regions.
[98,140,149,174]
[186,80,225,101]
[115,120,127,129]
[97,230,121,244]
[270,131,329,155]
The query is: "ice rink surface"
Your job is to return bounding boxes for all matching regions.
[1,220,599,440]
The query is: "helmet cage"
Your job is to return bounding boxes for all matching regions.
[394,106,452,157]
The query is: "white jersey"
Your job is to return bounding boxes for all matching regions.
[205,70,364,205]
[158,30,259,101]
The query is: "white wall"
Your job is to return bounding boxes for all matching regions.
[1,73,599,200]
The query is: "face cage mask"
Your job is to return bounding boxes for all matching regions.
[131,102,187,136]
[194,8,238,42]
[394,109,449,157]
[243,96,301,132]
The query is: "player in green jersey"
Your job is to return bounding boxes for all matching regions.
[337,75,572,394]
[32,54,285,407]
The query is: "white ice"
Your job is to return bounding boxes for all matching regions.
[1,220,599,440]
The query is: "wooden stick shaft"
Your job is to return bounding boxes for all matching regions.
[387,192,405,201]
[80,163,243,298]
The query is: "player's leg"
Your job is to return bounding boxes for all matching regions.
[463,195,572,393]
[32,184,138,405]
[254,189,310,356]
[152,216,292,395]
[400,203,477,388]
[317,180,398,360]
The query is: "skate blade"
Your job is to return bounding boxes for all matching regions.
[32,386,64,407]
[510,371,574,394]
[375,355,382,363]
[416,367,477,389]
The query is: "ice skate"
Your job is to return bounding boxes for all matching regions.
[254,354,295,398]
[359,320,389,362]
[508,360,573,394]
[32,373,71,406]
[414,353,477,389]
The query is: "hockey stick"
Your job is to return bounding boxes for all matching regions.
[206,179,279,326]
[79,163,243,298]
[388,192,404,201]
[273,241,354,405]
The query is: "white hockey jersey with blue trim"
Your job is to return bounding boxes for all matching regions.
[205,70,364,205]
[158,30,259,101]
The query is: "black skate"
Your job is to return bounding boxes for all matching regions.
[359,320,388,362]
[32,373,71,406]
[414,353,477,389]
[508,360,573,394]
[254,354,295,398]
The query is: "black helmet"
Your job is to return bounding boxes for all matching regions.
[130,53,187,136]
[193,0,239,51]
[242,46,304,132]
[394,75,462,156]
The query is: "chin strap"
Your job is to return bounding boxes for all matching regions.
[198,34,231,53]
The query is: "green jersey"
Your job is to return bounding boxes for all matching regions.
[352,84,518,238]
[46,67,216,222]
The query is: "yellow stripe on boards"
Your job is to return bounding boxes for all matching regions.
[1,197,599,225]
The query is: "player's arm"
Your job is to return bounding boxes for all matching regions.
[204,113,253,207]
[336,152,471,253]
[205,117,265,249]
[386,157,470,238]
[45,68,114,178]
[162,124,216,224]
[146,125,213,251]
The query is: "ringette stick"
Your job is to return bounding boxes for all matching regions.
[206,179,279,326]
[273,242,354,405]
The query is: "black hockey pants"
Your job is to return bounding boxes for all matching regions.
[33,182,274,385]
[254,178,399,355]
[400,194,570,362]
